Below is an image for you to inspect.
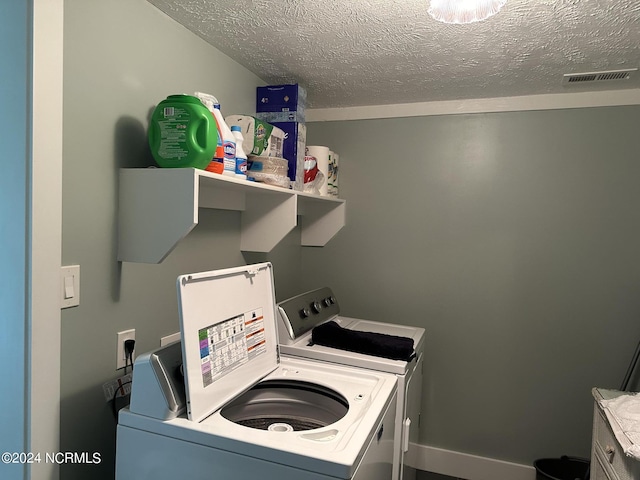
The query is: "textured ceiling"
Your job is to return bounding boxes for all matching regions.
[147,0,640,109]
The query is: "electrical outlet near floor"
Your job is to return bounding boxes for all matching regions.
[102,373,133,403]
[116,329,136,370]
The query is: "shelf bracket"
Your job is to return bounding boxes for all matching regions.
[300,199,346,247]
[118,168,199,263]
[240,194,297,252]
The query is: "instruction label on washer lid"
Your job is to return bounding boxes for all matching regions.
[199,308,266,388]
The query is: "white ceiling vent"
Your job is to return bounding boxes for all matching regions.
[563,68,637,86]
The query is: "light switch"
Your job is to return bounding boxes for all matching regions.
[60,265,80,309]
[64,275,74,299]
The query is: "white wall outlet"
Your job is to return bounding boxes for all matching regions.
[160,332,181,346]
[116,329,135,370]
[60,265,80,309]
[102,373,133,402]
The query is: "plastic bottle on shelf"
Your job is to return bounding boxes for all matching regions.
[205,107,224,174]
[206,144,225,174]
[148,94,217,170]
[194,92,236,176]
[193,92,224,174]
[231,125,247,180]
[212,104,236,176]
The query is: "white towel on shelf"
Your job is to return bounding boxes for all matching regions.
[601,393,640,460]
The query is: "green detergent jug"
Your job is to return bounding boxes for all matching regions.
[148,94,217,169]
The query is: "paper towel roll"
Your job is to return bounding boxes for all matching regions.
[306,145,330,196]
[330,151,339,197]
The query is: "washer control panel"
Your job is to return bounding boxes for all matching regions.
[277,287,340,340]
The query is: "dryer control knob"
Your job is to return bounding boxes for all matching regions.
[300,308,311,319]
[311,301,322,313]
[323,297,332,307]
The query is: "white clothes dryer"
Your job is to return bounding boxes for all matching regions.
[277,287,426,480]
[115,264,398,480]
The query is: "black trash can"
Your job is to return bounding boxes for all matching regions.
[534,456,590,480]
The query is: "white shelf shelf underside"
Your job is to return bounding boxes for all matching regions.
[118,168,345,263]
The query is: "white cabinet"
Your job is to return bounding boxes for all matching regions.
[117,168,346,263]
[591,388,640,480]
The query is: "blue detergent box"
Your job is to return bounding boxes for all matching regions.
[256,84,306,123]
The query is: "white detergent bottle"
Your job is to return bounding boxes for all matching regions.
[212,103,236,176]
[193,91,225,173]
[231,125,247,180]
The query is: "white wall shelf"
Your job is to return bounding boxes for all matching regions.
[117,168,346,263]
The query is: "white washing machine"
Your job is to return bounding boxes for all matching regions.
[277,287,425,480]
[115,263,398,480]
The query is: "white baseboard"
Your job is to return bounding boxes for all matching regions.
[406,443,537,480]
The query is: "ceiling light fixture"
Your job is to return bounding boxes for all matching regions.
[428,0,507,24]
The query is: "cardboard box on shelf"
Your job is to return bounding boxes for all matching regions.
[256,84,306,124]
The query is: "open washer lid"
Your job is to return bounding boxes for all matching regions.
[177,262,279,422]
